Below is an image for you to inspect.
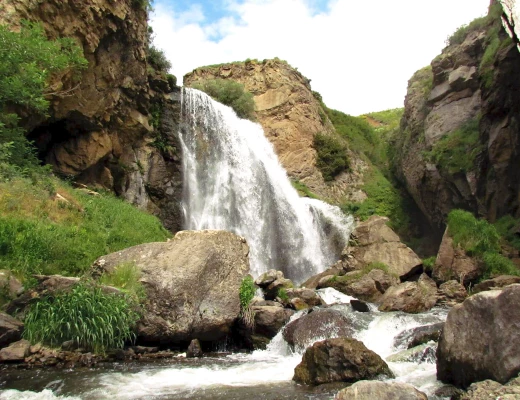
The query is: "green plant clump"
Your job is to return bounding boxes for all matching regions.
[363,262,390,274]
[422,256,437,272]
[494,215,520,251]
[239,276,256,329]
[24,282,140,353]
[191,79,256,121]
[313,133,349,181]
[291,180,320,200]
[277,288,289,302]
[424,119,482,174]
[99,262,145,301]
[147,45,171,72]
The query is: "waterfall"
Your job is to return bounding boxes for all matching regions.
[179,88,354,283]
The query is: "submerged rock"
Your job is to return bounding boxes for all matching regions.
[437,284,520,387]
[378,274,438,313]
[394,322,444,349]
[283,309,355,351]
[335,380,427,400]
[91,230,250,344]
[386,343,436,364]
[293,337,393,385]
[0,313,23,349]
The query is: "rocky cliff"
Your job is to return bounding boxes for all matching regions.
[184,59,367,203]
[393,2,520,229]
[0,0,183,231]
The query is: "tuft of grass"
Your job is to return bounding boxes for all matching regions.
[239,276,256,329]
[363,262,390,274]
[0,177,171,282]
[23,282,140,354]
[99,262,145,302]
[291,180,320,200]
[422,256,436,272]
[277,288,289,302]
[313,132,349,181]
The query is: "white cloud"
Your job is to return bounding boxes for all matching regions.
[150,0,491,115]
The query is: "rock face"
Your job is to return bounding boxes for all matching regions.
[378,274,438,313]
[0,0,183,231]
[282,309,356,351]
[0,313,23,349]
[335,381,427,400]
[460,377,520,399]
[184,59,366,203]
[437,284,520,387]
[92,230,250,344]
[293,337,393,385]
[341,216,423,279]
[394,4,520,228]
[433,228,481,284]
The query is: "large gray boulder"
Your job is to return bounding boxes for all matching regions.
[293,337,393,385]
[459,377,520,399]
[378,274,438,313]
[0,339,30,362]
[335,380,427,400]
[0,313,23,349]
[91,230,250,344]
[437,284,520,387]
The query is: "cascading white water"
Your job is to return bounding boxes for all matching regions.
[179,88,354,283]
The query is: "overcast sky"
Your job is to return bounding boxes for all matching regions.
[150,0,492,116]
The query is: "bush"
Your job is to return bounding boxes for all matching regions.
[191,79,256,121]
[147,46,171,72]
[482,252,519,279]
[447,209,500,256]
[313,133,349,181]
[24,282,139,353]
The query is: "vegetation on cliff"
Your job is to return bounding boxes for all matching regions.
[313,133,350,181]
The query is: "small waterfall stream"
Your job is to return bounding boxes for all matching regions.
[179,88,353,283]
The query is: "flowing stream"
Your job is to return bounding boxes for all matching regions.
[1,90,450,399]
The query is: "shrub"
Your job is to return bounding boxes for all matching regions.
[24,282,140,353]
[482,252,519,279]
[447,209,500,256]
[147,45,171,72]
[313,133,349,181]
[191,79,256,121]
[494,215,520,251]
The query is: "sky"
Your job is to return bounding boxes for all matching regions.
[150,0,492,116]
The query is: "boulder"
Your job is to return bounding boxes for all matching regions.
[335,380,427,400]
[394,322,444,349]
[186,339,203,358]
[283,288,323,309]
[0,339,30,362]
[255,269,294,300]
[91,230,250,344]
[386,344,436,364]
[472,275,520,294]
[437,284,520,387]
[301,266,344,289]
[344,216,423,279]
[283,309,355,351]
[438,280,468,306]
[350,299,370,313]
[378,274,438,313]
[293,337,393,385]
[459,377,520,399]
[252,305,294,339]
[0,313,23,349]
[318,269,399,303]
[433,228,481,284]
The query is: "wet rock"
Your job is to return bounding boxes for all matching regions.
[186,339,203,358]
[0,312,23,349]
[434,385,464,399]
[91,230,250,344]
[343,216,423,279]
[301,266,344,289]
[433,228,481,284]
[293,337,393,385]
[255,269,284,287]
[350,299,369,312]
[335,380,428,400]
[283,309,355,351]
[386,343,436,364]
[252,305,294,338]
[130,346,159,354]
[438,280,468,306]
[459,377,520,399]
[319,269,399,303]
[437,284,520,387]
[394,322,444,349]
[284,288,323,309]
[472,275,520,294]
[0,339,30,362]
[379,274,438,313]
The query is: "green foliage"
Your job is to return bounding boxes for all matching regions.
[482,252,519,279]
[239,276,256,310]
[0,177,171,281]
[424,119,482,174]
[365,108,404,131]
[447,209,500,255]
[166,74,177,88]
[422,256,436,272]
[409,66,433,99]
[363,262,390,274]
[191,79,256,121]
[99,262,145,302]
[494,215,520,251]
[291,180,320,200]
[277,288,289,302]
[147,46,171,72]
[24,282,139,353]
[313,133,349,181]
[0,21,87,175]
[341,168,410,235]
[132,0,153,11]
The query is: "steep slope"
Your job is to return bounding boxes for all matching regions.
[184,59,367,204]
[392,2,520,230]
[0,0,183,231]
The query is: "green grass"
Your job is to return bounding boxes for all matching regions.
[422,256,436,272]
[447,209,519,279]
[423,119,482,174]
[494,215,520,251]
[363,262,390,274]
[23,282,139,353]
[313,132,349,181]
[291,180,320,199]
[99,262,145,302]
[0,177,171,282]
[277,288,289,302]
[239,276,256,310]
